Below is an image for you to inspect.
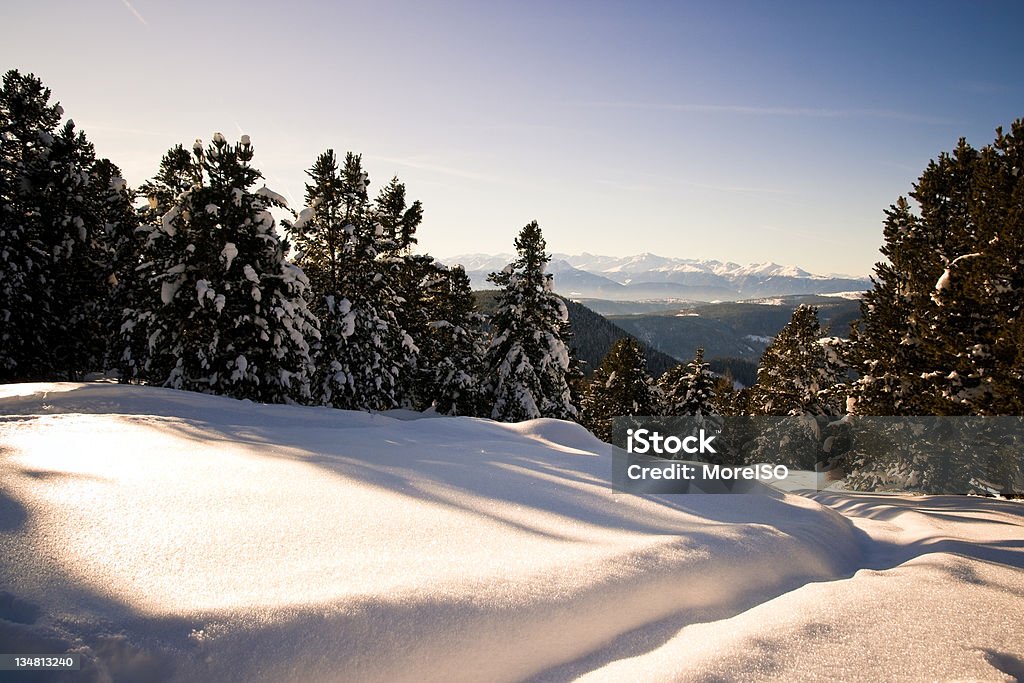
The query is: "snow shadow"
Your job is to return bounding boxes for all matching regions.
[0,486,27,533]
[151,409,853,548]
[981,649,1024,681]
[808,491,1024,571]
[5,384,1022,682]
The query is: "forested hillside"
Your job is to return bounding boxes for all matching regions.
[611,297,861,362]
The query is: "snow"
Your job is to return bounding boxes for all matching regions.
[160,278,182,305]
[1,383,1022,682]
[160,207,179,236]
[448,253,853,282]
[220,242,238,270]
[292,207,315,230]
[255,185,289,208]
[821,290,864,300]
[934,253,982,300]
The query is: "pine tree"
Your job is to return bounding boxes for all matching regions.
[748,305,845,417]
[388,253,443,409]
[581,337,660,441]
[287,150,413,410]
[1,70,61,379]
[139,145,196,218]
[91,159,141,379]
[745,306,844,470]
[712,371,745,416]
[426,265,488,416]
[844,122,1024,494]
[373,180,427,409]
[0,70,113,380]
[658,347,718,416]
[113,146,198,382]
[851,121,1024,416]
[125,133,320,403]
[484,221,579,422]
[374,176,423,253]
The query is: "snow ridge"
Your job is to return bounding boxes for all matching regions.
[1,383,1021,682]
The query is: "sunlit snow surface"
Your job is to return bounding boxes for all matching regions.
[1,384,1022,682]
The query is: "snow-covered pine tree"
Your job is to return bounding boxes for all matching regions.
[388,254,432,408]
[1,70,61,380]
[139,145,196,218]
[113,146,197,382]
[91,159,141,379]
[0,70,113,380]
[426,264,488,416]
[374,176,423,254]
[287,150,413,410]
[850,194,969,417]
[712,370,746,416]
[373,179,428,408]
[658,347,718,416]
[844,122,1024,494]
[744,306,849,470]
[484,221,579,422]
[851,121,1024,417]
[127,133,320,403]
[748,305,845,417]
[581,337,660,441]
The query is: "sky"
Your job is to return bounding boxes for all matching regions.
[2,1,1022,275]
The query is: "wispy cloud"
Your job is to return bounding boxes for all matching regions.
[573,101,954,125]
[119,0,148,27]
[368,155,498,183]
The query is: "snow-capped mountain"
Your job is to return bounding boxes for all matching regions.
[443,252,869,301]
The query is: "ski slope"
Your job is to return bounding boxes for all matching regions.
[1,383,1022,681]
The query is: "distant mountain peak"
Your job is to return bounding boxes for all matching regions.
[440,252,869,302]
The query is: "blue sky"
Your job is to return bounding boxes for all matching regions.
[3,0,1022,274]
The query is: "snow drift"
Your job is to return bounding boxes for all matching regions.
[1,383,1022,682]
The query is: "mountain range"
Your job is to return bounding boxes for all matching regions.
[445,253,870,302]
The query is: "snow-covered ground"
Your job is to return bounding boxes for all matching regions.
[1,383,1022,682]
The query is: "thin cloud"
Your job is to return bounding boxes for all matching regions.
[368,155,498,183]
[573,101,954,125]
[120,0,148,27]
